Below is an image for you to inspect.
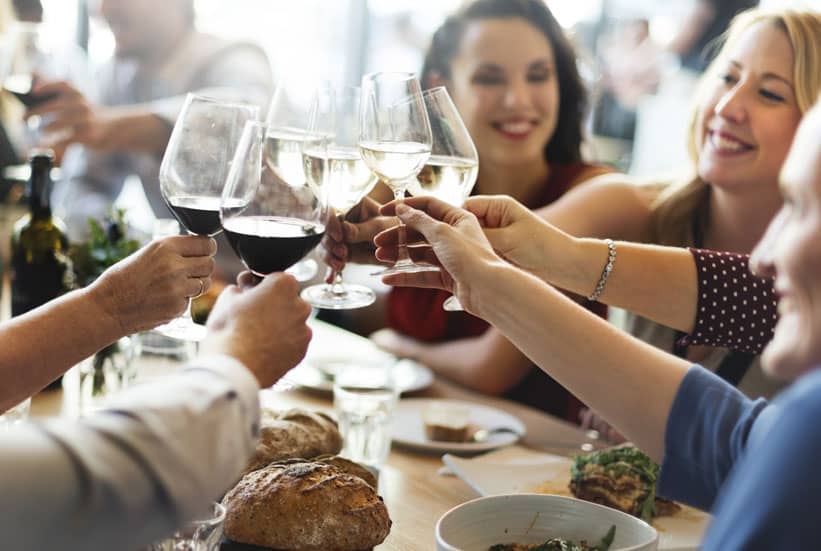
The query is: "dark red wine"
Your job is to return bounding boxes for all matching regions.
[166,196,223,236]
[223,216,324,276]
[3,74,57,108]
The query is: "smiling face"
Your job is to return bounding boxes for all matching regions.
[696,21,802,196]
[750,101,821,381]
[443,17,559,172]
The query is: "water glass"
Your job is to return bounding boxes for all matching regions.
[0,397,31,430]
[333,361,398,472]
[147,502,225,551]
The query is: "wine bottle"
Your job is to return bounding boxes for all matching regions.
[10,150,74,388]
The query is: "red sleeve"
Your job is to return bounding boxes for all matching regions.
[386,287,488,342]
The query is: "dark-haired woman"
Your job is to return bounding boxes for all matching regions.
[339,0,613,419]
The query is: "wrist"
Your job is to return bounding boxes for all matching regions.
[463,260,522,320]
[81,281,130,341]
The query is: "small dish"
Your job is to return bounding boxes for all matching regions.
[390,398,525,454]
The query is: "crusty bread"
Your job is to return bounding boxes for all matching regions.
[312,454,378,489]
[245,409,343,474]
[223,461,391,551]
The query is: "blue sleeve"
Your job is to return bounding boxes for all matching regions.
[700,371,821,550]
[657,366,767,511]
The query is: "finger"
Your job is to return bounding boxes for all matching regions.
[30,79,78,97]
[237,271,262,290]
[40,108,92,134]
[390,204,448,245]
[381,270,449,291]
[184,276,208,298]
[379,195,458,221]
[373,225,425,248]
[343,217,395,244]
[185,255,216,278]
[375,244,440,266]
[161,235,217,257]
[25,93,83,118]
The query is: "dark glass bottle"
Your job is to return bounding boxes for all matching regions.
[11,150,74,388]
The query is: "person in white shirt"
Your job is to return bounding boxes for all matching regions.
[1,236,312,550]
[25,0,273,241]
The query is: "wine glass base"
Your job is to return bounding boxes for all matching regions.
[301,283,376,310]
[153,318,207,342]
[371,263,441,277]
[286,259,319,282]
[442,295,465,312]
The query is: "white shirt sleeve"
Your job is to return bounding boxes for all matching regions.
[0,354,260,551]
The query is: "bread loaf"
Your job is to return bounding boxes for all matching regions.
[245,409,343,473]
[223,461,391,551]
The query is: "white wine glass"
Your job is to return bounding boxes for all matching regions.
[157,94,259,341]
[359,71,433,276]
[300,84,379,309]
[411,87,478,312]
[264,84,319,282]
[221,120,328,279]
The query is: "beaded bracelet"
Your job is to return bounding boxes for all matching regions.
[587,239,616,302]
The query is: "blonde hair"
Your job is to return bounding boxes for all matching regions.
[651,8,821,246]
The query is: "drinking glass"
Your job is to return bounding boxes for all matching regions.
[146,502,225,551]
[221,120,328,277]
[264,84,319,282]
[300,84,379,309]
[359,71,433,276]
[333,359,398,473]
[157,94,259,341]
[411,87,479,312]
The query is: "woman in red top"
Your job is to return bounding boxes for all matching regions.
[330,0,612,419]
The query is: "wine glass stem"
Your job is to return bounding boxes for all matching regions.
[181,298,195,323]
[330,269,347,297]
[392,185,413,268]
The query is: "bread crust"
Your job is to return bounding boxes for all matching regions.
[223,461,391,551]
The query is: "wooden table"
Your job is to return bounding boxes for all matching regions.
[31,319,598,551]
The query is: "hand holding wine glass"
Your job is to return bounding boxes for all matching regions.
[359,72,433,276]
[157,93,259,341]
[221,121,327,279]
[300,83,379,309]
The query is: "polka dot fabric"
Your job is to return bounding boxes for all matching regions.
[678,248,777,354]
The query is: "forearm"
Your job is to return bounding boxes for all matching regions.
[0,285,123,411]
[397,332,531,395]
[472,263,691,460]
[1,357,260,551]
[540,237,698,334]
[102,108,172,156]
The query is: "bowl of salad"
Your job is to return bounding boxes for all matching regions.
[435,494,657,551]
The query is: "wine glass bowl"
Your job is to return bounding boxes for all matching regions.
[222,121,327,278]
[299,84,379,310]
[0,23,58,108]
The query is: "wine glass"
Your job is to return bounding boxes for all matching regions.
[264,84,319,282]
[300,84,379,309]
[359,71,433,276]
[157,94,259,341]
[410,87,479,312]
[221,120,328,280]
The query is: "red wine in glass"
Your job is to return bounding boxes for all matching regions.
[223,216,325,276]
[166,196,224,237]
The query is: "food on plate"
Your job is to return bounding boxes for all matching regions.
[244,408,343,474]
[569,445,680,521]
[423,402,471,442]
[489,525,616,551]
[223,460,391,551]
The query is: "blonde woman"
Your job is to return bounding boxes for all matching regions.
[537,9,820,412]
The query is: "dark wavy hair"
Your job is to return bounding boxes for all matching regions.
[420,0,586,164]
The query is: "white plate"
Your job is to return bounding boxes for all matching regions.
[390,398,525,454]
[285,358,434,395]
[443,446,709,551]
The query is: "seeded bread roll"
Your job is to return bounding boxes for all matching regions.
[245,409,343,474]
[312,454,378,489]
[223,461,391,551]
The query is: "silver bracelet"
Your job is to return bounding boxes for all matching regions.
[587,239,616,302]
